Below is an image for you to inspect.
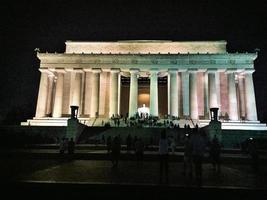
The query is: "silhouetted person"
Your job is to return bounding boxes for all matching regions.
[111,136,121,168]
[133,136,138,149]
[150,136,153,146]
[126,134,132,153]
[209,135,221,173]
[170,136,176,154]
[68,138,75,154]
[191,129,206,186]
[102,135,105,144]
[56,137,60,144]
[183,134,193,177]
[64,138,69,152]
[135,137,144,165]
[59,138,65,154]
[159,130,169,184]
[247,138,259,172]
[106,136,112,154]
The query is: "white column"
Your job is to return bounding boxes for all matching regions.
[181,71,189,116]
[35,69,49,118]
[215,72,221,114]
[46,74,55,116]
[208,70,218,108]
[244,70,258,121]
[90,69,101,117]
[83,69,93,116]
[189,69,198,119]
[203,71,209,118]
[129,69,139,117]
[227,70,238,120]
[118,73,121,115]
[167,73,170,115]
[169,70,178,117]
[109,69,120,117]
[80,71,85,116]
[238,75,246,118]
[72,70,83,108]
[52,69,65,118]
[149,69,159,117]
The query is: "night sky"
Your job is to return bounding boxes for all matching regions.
[1,0,267,124]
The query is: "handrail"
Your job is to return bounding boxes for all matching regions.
[91,117,98,127]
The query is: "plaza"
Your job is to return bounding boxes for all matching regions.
[1,147,267,199]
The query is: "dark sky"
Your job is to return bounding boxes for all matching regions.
[1,0,267,123]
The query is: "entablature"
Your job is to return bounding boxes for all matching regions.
[37,53,257,70]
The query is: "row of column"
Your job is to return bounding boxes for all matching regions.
[35,68,258,121]
[128,68,258,121]
[35,68,121,118]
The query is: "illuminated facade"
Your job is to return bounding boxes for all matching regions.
[21,40,266,130]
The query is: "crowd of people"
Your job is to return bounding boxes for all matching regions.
[102,113,187,128]
[57,127,259,185]
[102,127,224,185]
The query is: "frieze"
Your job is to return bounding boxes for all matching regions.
[131,59,138,64]
[112,58,119,64]
[170,60,177,64]
[189,60,197,64]
[151,60,159,64]
[38,53,256,69]
[94,59,101,64]
[229,60,236,64]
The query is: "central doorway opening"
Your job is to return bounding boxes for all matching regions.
[119,76,167,117]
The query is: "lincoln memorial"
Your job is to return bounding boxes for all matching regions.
[21,40,267,130]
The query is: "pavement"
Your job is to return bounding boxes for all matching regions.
[1,146,267,199]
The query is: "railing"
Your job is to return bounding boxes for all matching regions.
[91,117,98,127]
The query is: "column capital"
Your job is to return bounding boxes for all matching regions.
[83,68,91,72]
[243,68,255,74]
[39,68,48,73]
[54,68,66,73]
[91,68,102,73]
[225,68,238,74]
[188,68,198,73]
[66,68,84,73]
[218,68,226,72]
[65,68,74,72]
[206,68,218,73]
[197,69,207,73]
[39,68,54,76]
[110,68,121,73]
[178,69,187,72]
[73,68,84,73]
[150,68,159,72]
[129,68,139,74]
[168,69,178,73]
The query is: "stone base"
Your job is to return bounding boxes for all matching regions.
[21,117,267,130]
[199,120,267,130]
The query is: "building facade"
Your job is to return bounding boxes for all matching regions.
[22,40,262,128]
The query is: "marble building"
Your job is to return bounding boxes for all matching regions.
[21,40,266,130]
